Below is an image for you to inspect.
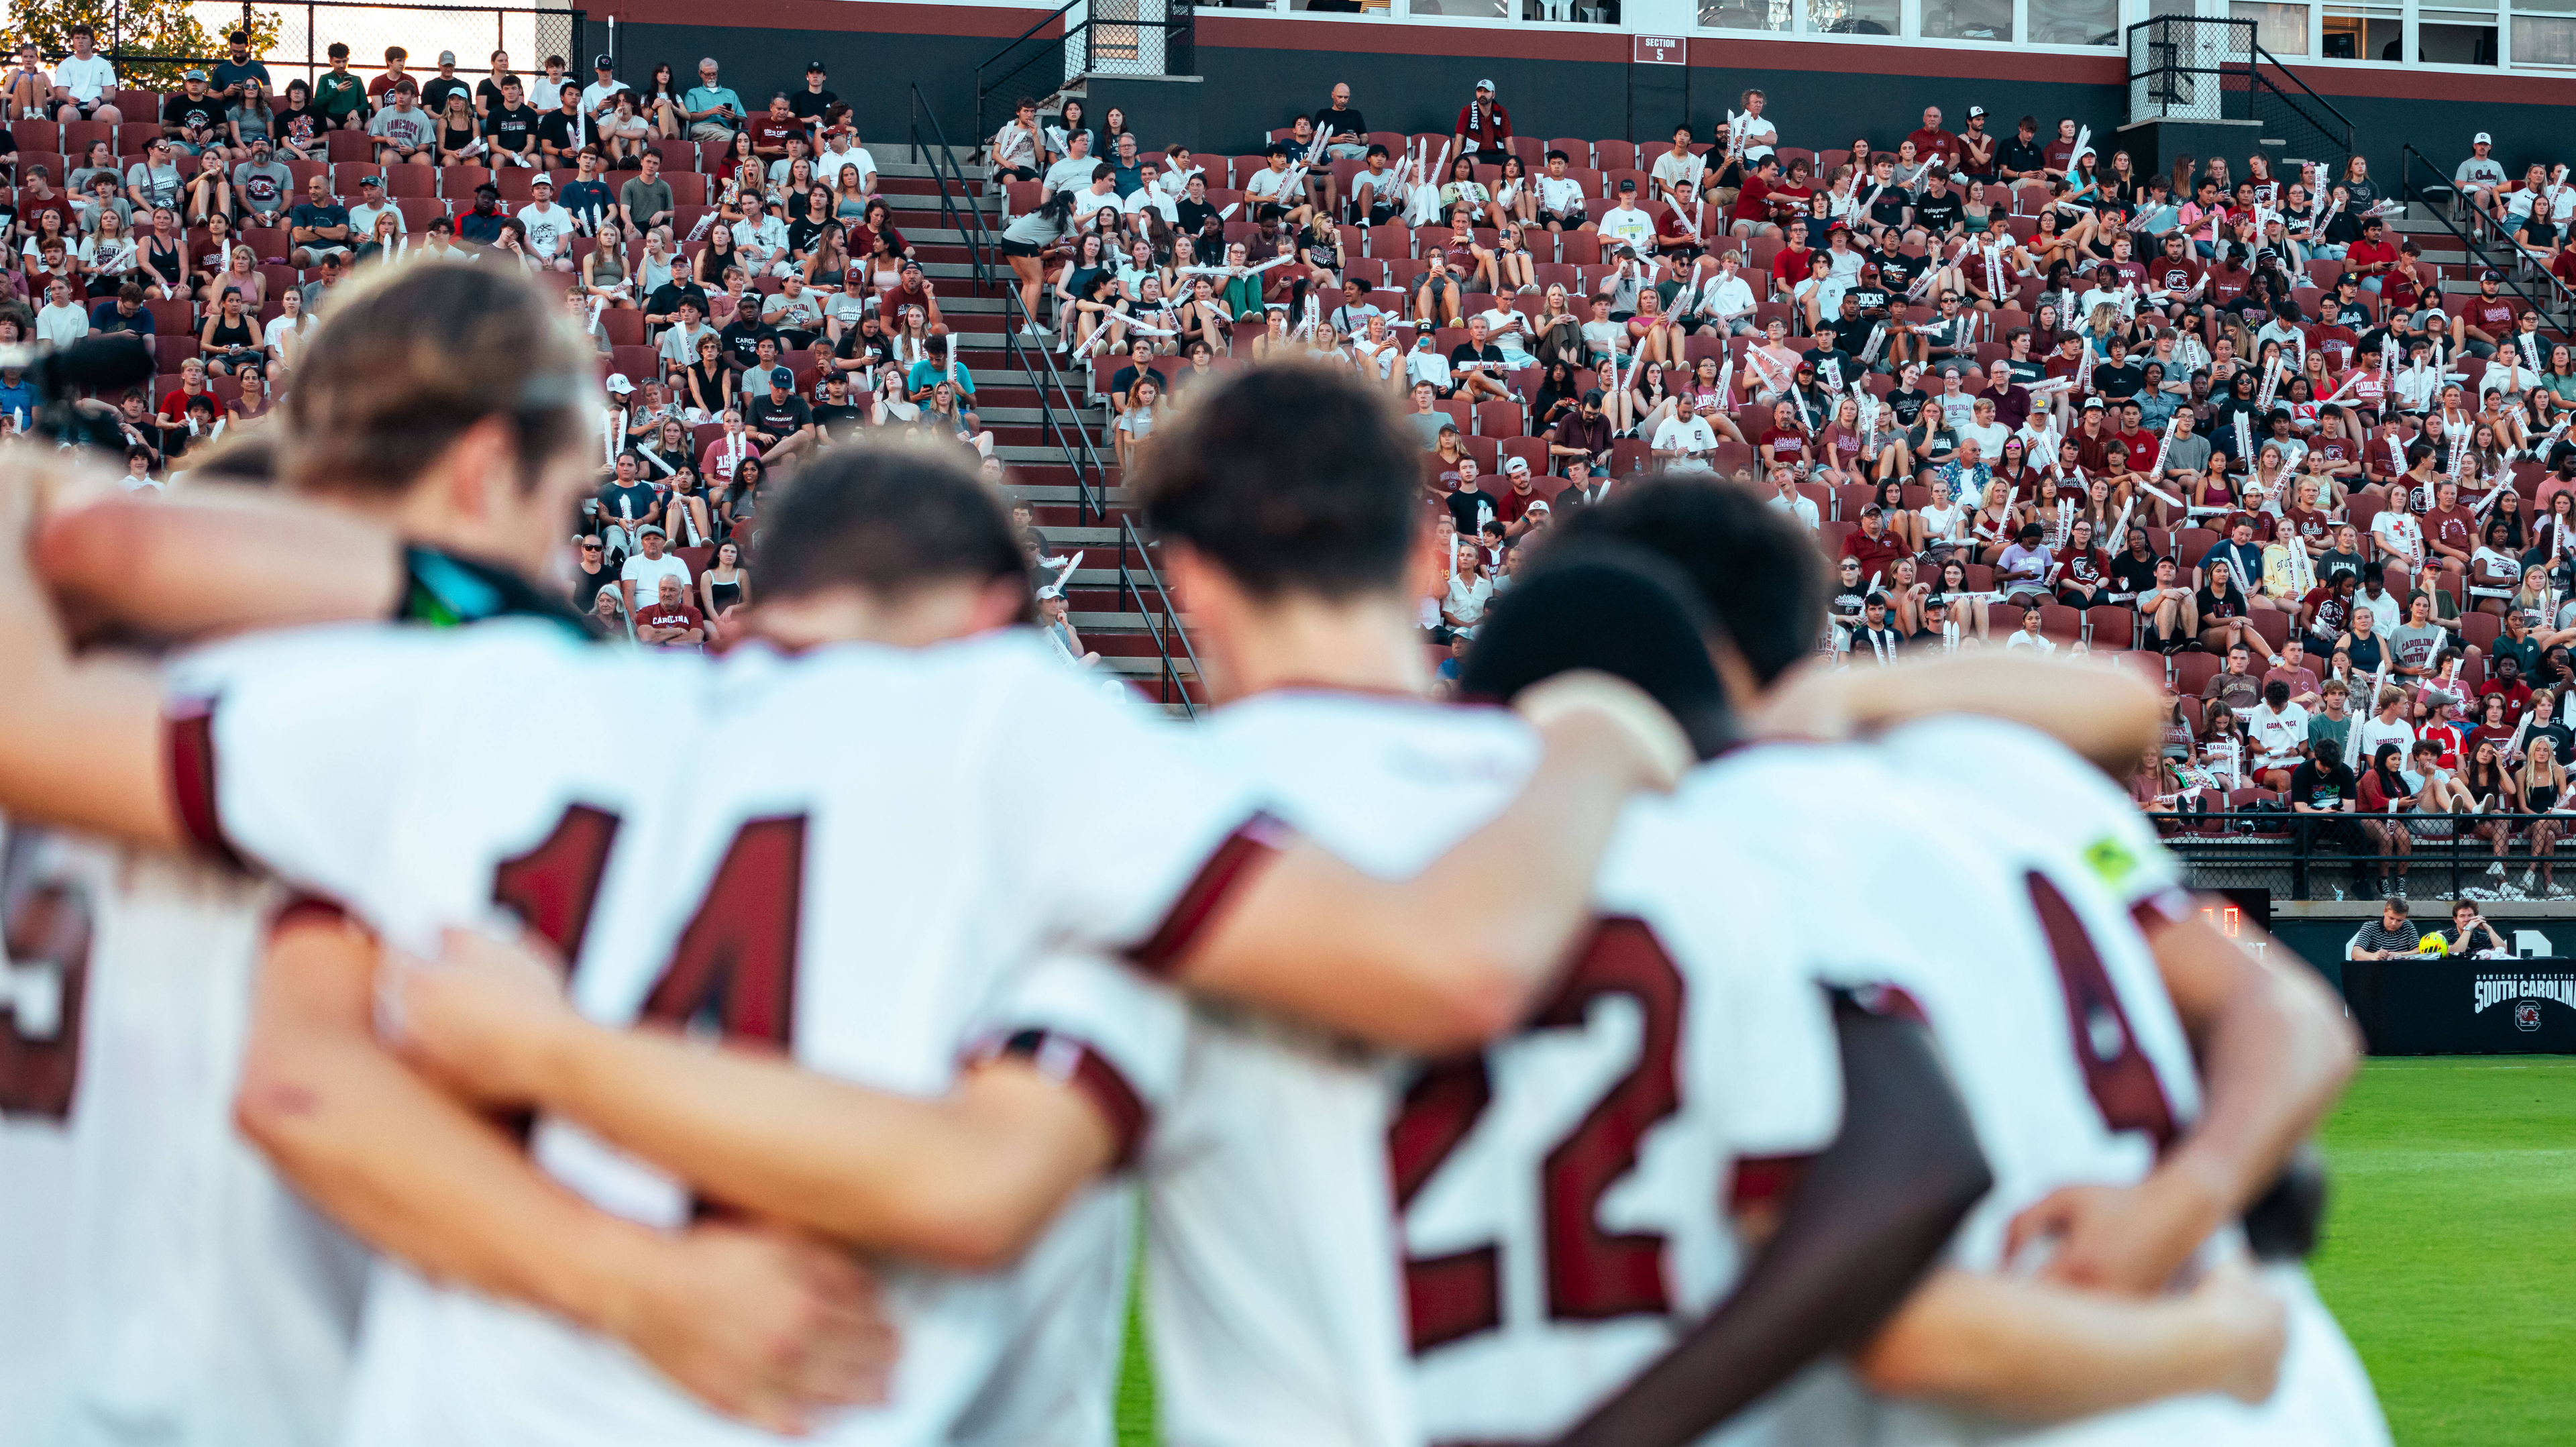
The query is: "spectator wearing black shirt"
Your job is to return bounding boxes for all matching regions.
[1446,454,1499,535]
[1997,116,2047,182]
[1801,321,1858,391]
[535,86,592,166]
[209,32,273,105]
[1449,316,1511,403]
[788,62,838,123]
[810,374,864,441]
[162,74,226,152]
[1175,174,1222,239]
[419,52,470,117]
[1911,172,1966,241]
[484,78,541,166]
[2291,736,2363,868]
[1312,84,1368,156]
[745,366,816,461]
[718,312,778,372]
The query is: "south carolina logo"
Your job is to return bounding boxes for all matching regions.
[2516,1002,2543,1032]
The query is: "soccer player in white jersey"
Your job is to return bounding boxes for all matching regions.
[0,425,1688,1447]
[0,268,894,1447]
[379,367,2269,1447]
[1544,480,2383,1444]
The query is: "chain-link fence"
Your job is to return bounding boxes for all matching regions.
[2125,15,2253,125]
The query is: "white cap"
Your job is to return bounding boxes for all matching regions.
[1476,77,1495,90]
[1504,455,1531,474]
[604,373,635,394]
[2474,131,2493,144]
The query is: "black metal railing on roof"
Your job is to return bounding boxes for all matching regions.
[910,83,1112,526]
[1117,515,1203,718]
[2397,144,2575,334]
[972,0,1197,146]
[40,2,583,93]
[2248,46,2353,172]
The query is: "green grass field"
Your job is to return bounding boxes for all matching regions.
[1111,1056,2576,1447]
[2312,1056,2576,1446]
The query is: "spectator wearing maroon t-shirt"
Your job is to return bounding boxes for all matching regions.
[2459,272,2521,359]
[635,574,707,647]
[1904,107,1961,171]
[2343,217,2398,293]
[1452,80,1512,163]
[2422,479,2476,578]
[1843,504,1905,584]
[1757,398,1809,473]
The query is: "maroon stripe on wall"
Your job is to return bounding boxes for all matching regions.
[602,0,1061,38]
[2275,61,2576,106]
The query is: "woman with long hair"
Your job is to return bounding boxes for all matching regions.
[663,464,716,547]
[2354,739,2417,893]
[698,537,751,620]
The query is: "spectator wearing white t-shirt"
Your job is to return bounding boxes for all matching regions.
[1956,396,2010,462]
[1598,182,1656,260]
[1652,392,1720,470]
[515,177,576,269]
[50,26,122,123]
[35,280,91,348]
[2245,680,2311,792]
[618,526,692,610]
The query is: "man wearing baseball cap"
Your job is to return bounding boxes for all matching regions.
[877,258,944,335]
[2456,131,2508,215]
[1453,77,1512,166]
[1957,105,1997,183]
[234,134,296,225]
[2459,268,2521,359]
[518,173,577,270]
[747,365,817,462]
[790,60,839,124]
[580,54,629,121]
[346,172,403,248]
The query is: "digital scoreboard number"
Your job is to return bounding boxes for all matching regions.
[2200,887,2271,945]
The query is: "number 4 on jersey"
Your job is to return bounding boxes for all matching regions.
[492,804,806,1049]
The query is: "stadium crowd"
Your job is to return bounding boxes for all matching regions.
[976,76,2576,896]
[9,30,2576,892]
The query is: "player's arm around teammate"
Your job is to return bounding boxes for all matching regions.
[372,665,1690,1271]
[0,266,906,1431]
[246,906,898,1430]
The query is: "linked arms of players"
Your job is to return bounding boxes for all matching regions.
[2004,908,2358,1293]
[1756,653,2165,778]
[388,924,1124,1272]
[238,909,898,1434]
[1545,993,1990,1447]
[0,475,404,853]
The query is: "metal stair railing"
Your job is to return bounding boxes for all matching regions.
[2398,144,2575,335]
[1115,515,1203,718]
[910,84,1114,524]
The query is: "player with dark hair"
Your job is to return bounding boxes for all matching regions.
[1536,477,2384,1446]
[0,431,1688,1447]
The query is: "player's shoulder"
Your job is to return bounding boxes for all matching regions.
[168,616,603,700]
[1209,688,1536,780]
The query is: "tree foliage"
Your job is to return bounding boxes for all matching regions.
[17,0,284,89]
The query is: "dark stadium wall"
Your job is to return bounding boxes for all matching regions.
[603,0,2573,197]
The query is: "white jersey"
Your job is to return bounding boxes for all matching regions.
[1756,718,2383,1447]
[165,621,1269,1447]
[951,955,1185,1447]
[0,824,367,1447]
[1400,748,1849,1445]
[1146,691,1540,1447]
